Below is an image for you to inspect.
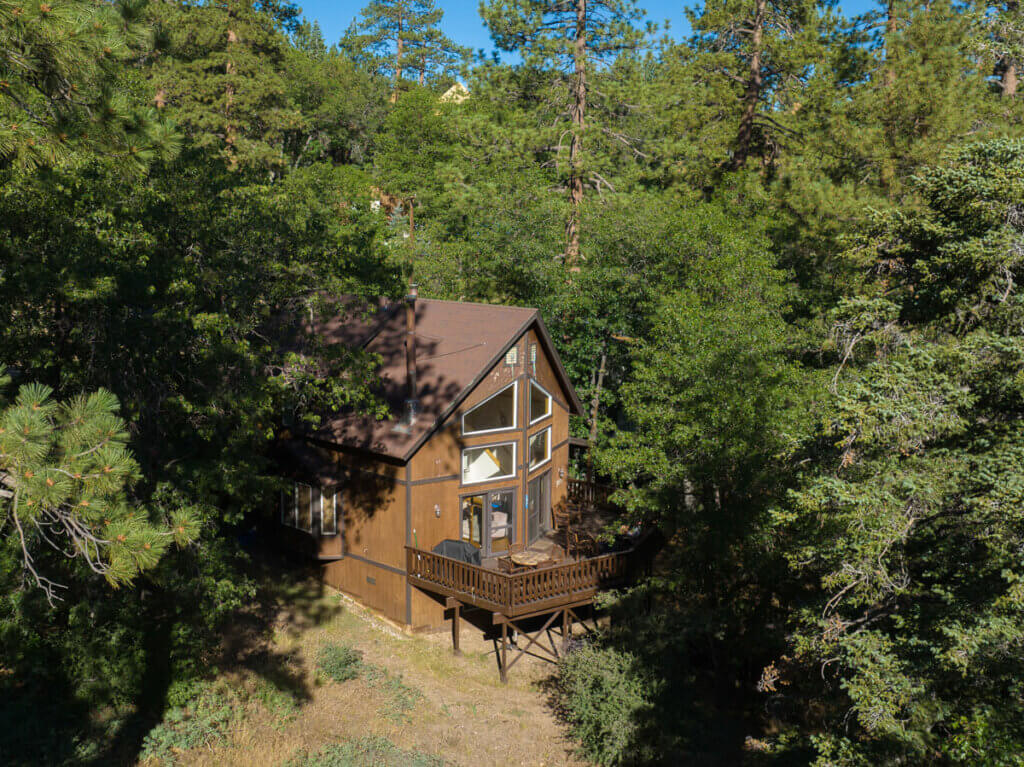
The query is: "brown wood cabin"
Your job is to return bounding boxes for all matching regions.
[274,289,655,657]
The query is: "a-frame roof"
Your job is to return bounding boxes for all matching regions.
[310,296,584,462]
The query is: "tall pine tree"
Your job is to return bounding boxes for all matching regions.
[342,0,465,93]
[481,0,648,268]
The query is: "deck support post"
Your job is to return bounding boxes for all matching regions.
[562,607,571,651]
[446,597,462,656]
[500,621,508,684]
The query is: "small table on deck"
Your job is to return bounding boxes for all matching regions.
[509,550,556,569]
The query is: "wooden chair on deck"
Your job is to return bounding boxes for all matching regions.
[567,529,599,560]
[496,542,525,573]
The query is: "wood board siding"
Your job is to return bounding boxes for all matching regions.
[284,325,580,630]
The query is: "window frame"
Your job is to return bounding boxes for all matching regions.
[459,487,517,555]
[528,427,551,472]
[321,487,338,536]
[295,482,314,533]
[282,482,340,537]
[461,440,517,486]
[528,380,553,425]
[461,381,519,436]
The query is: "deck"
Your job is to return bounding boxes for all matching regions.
[405,529,658,619]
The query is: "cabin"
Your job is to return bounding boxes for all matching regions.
[275,288,657,679]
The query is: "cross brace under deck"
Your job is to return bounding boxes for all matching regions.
[445,596,601,683]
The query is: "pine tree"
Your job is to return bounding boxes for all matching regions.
[342,0,464,93]
[0,380,197,603]
[480,0,648,268]
[685,0,824,172]
[145,0,305,172]
[0,0,178,168]
[405,25,468,85]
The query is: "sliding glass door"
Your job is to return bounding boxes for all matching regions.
[527,472,551,544]
[460,488,516,556]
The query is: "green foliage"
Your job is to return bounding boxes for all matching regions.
[315,641,364,682]
[139,685,243,765]
[0,382,196,598]
[341,0,466,85]
[284,735,444,767]
[5,0,1024,763]
[774,140,1024,764]
[314,641,421,722]
[361,663,423,724]
[0,0,179,167]
[556,642,659,766]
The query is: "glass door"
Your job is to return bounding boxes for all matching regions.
[487,489,515,554]
[461,488,516,556]
[527,472,551,544]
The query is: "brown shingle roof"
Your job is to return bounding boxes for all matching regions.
[308,297,581,461]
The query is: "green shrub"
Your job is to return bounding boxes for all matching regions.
[284,735,444,767]
[362,665,422,723]
[556,642,658,766]
[139,685,241,765]
[314,643,421,723]
[316,642,364,683]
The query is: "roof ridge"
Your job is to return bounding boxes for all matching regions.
[417,296,537,312]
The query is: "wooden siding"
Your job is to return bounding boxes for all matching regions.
[285,326,579,630]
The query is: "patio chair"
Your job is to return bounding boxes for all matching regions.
[568,529,599,560]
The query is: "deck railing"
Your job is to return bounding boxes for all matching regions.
[405,533,656,617]
[567,478,615,508]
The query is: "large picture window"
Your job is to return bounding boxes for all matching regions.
[281,482,339,535]
[528,427,551,471]
[321,488,338,535]
[297,483,313,532]
[462,382,517,435]
[462,442,516,484]
[529,380,552,424]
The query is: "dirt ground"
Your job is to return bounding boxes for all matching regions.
[179,576,588,767]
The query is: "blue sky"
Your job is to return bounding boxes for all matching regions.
[298,0,879,60]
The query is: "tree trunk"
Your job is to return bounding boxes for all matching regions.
[565,0,587,270]
[1003,3,1019,97]
[1005,62,1019,97]
[884,0,898,89]
[731,0,765,170]
[879,0,899,194]
[392,12,404,102]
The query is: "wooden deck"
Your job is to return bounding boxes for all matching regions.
[405,529,658,619]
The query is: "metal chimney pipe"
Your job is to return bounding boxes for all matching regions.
[403,283,419,424]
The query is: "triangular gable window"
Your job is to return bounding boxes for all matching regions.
[529,381,552,424]
[462,382,517,435]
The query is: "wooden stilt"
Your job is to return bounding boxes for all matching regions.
[500,621,508,684]
[446,597,462,656]
[562,607,571,651]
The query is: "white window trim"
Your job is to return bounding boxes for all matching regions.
[528,379,553,425]
[528,427,552,472]
[321,488,338,536]
[461,381,519,436]
[461,440,517,485]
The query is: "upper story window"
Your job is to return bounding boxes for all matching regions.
[528,380,552,424]
[462,381,517,435]
[528,427,551,471]
[462,442,516,484]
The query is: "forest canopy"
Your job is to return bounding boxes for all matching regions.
[2,0,1023,764]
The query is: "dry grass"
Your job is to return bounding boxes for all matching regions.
[168,577,586,767]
